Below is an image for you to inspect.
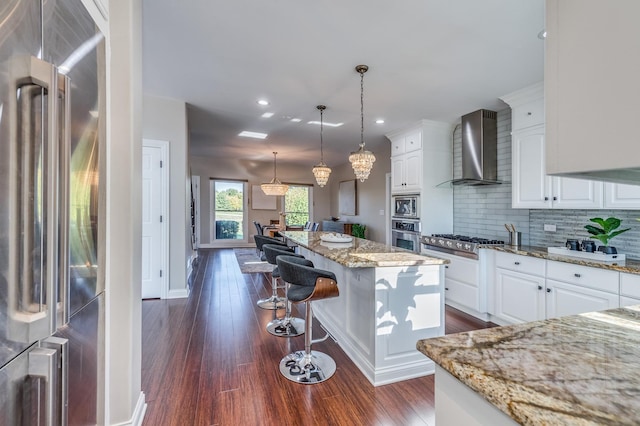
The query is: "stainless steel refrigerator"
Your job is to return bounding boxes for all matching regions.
[0,0,105,424]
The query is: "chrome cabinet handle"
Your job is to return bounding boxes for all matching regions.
[538,285,543,290]
[544,196,549,201]
[44,337,69,426]
[574,273,581,278]
[547,288,552,293]
[514,261,520,265]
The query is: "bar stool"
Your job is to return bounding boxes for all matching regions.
[262,244,306,337]
[254,234,287,260]
[276,255,340,384]
[254,236,288,310]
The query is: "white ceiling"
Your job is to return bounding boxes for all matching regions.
[142,0,544,168]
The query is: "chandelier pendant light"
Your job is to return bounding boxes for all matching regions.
[312,105,331,187]
[349,64,376,182]
[261,152,289,196]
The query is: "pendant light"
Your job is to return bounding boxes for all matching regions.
[349,64,376,182]
[312,105,331,187]
[261,152,289,196]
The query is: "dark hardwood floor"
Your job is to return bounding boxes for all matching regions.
[141,248,496,425]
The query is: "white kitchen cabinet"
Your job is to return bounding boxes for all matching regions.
[490,252,620,325]
[545,0,640,182]
[495,268,545,323]
[545,280,619,319]
[511,126,603,209]
[620,273,640,307]
[387,120,454,236]
[423,249,485,318]
[391,150,422,193]
[604,183,640,209]
[492,252,546,324]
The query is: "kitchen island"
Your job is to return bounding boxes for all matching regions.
[417,305,640,425]
[281,231,447,386]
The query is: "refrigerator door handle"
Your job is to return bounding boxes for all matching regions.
[8,56,59,341]
[57,73,71,327]
[28,347,59,426]
[44,336,69,425]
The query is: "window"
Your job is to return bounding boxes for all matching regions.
[284,185,311,226]
[211,180,247,242]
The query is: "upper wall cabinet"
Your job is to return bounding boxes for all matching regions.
[502,84,604,209]
[545,0,640,183]
[389,129,422,193]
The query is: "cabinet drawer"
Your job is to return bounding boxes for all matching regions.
[495,252,545,276]
[445,278,478,310]
[620,272,640,299]
[546,261,619,294]
[404,130,422,152]
[445,256,478,286]
[511,98,544,130]
[620,295,640,308]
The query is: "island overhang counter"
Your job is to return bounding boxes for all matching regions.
[281,231,448,386]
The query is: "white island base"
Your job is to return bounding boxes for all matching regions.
[298,247,445,386]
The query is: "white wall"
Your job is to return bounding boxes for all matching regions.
[190,155,331,246]
[328,142,392,243]
[143,95,193,296]
[106,0,143,423]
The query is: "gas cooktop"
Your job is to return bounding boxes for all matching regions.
[421,234,504,259]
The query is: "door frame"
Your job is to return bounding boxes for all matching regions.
[142,139,169,299]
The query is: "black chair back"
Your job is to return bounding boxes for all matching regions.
[311,222,319,231]
[263,244,299,265]
[253,221,263,235]
[254,234,287,251]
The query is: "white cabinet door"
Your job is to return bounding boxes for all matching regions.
[391,152,422,193]
[404,151,422,191]
[604,183,640,209]
[391,156,405,193]
[494,268,545,324]
[552,177,603,209]
[545,279,619,319]
[512,127,551,208]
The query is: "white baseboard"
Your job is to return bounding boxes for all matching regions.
[111,392,146,426]
[198,242,256,249]
[166,288,190,299]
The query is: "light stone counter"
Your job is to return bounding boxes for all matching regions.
[281,231,448,268]
[488,245,640,275]
[417,305,640,425]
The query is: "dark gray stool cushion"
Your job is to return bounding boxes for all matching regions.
[276,255,336,302]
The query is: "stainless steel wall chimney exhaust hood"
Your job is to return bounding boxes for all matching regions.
[447,109,502,186]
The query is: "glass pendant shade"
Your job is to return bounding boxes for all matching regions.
[312,104,331,187]
[312,162,331,187]
[349,64,375,181]
[261,152,289,196]
[349,145,376,182]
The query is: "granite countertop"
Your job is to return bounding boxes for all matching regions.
[281,231,448,268]
[486,245,640,275]
[417,305,640,425]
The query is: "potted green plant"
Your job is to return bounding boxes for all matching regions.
[351,224,366,239]
[584,217,630,254]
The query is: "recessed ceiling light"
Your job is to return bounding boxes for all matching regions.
[290,118,302,123]
[375,119,385,124]
[257,99,269,106]
[307,121,343,127]
[239,131,268,139]
[262,112,274,118]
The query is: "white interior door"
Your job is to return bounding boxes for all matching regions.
[142,140,168,298]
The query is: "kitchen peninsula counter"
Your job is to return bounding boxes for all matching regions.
[281,231,447,386]
[417,305,640,425]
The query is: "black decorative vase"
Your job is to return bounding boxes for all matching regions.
[598,246,618,254]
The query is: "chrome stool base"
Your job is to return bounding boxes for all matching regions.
[257,296,286,310]
[266,317,305,337]
[279,350,336,384]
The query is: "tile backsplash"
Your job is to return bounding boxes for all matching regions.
[452,107,640,259]
[529,210,640,258]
